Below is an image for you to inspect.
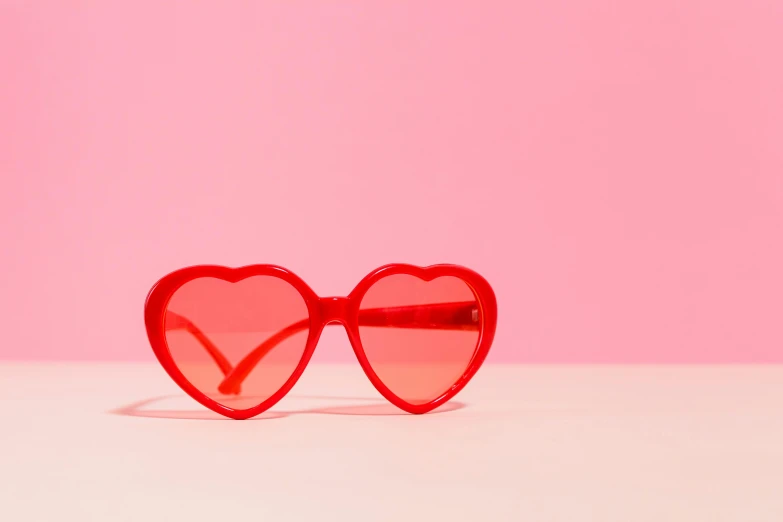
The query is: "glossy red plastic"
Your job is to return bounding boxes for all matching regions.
[145,264,497,420]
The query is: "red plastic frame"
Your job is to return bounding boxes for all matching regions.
[145,264,497,420]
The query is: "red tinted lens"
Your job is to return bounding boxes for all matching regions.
[164,276,309,411]
[358,274,481,405]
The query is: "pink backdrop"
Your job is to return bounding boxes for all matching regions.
[1,2,781,363]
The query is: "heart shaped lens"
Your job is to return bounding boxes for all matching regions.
[358,274,481,405]
[163,275,310,411]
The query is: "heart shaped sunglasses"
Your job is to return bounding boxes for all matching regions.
[145,264,497,419]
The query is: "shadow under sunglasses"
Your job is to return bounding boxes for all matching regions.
[108,394,467,421]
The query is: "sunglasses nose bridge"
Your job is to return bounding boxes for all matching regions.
[319,296,350,324]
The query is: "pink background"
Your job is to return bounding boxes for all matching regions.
[1,2,781,363]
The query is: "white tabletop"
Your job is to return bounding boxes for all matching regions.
[1,363,781,521]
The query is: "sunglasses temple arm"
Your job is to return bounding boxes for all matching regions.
[356,301,480,331]
[216,301,480,395]
[163,311,234,376]
[214,318,310,395]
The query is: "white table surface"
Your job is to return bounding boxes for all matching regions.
[1,363,782,521]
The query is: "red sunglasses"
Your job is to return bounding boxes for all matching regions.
[145,264,497,420]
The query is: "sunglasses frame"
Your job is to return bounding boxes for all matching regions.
[145,263,497,420]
